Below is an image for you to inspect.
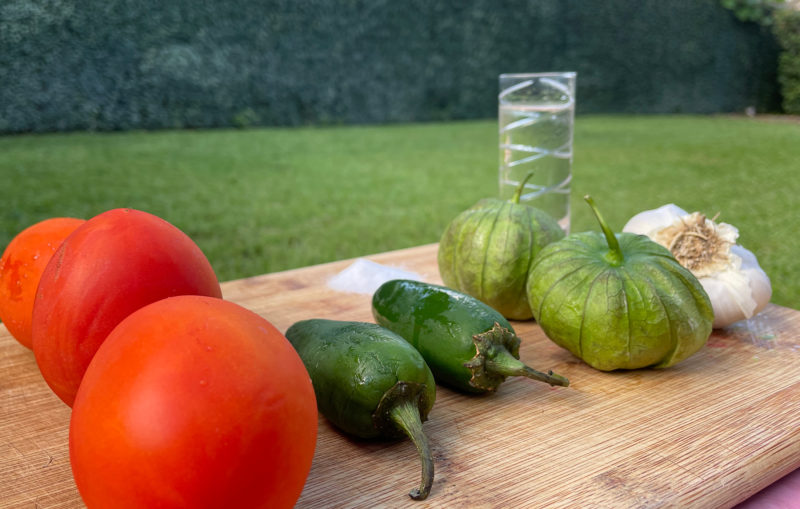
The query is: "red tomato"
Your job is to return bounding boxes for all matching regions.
[70,295,318,509]
[0,217,85,349]
[32,208,222,406]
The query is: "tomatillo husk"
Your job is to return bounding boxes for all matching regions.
[438,173,564,320]
[526,196,714,371]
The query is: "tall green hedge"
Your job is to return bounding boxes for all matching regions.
[720,0,786,25]
[0,0,782,133]
[774,8,800,113]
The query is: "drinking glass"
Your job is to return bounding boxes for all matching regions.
[499,72,576,233]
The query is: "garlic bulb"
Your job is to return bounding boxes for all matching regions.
[623,204,771,328]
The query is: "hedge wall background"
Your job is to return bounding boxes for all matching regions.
[0,0,782,133]
[775,8,800,113]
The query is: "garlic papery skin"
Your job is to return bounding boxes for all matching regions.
[624,204,689,237]
[623,205,772,328]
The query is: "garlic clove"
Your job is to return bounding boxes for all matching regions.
[623,204,687,236]
[731,244,772,319]
[702,266,757,328]
[732,243,759,268]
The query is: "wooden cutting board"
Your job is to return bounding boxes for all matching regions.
[1,243,798,508]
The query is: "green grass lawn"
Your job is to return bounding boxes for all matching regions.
[1,115,797,308]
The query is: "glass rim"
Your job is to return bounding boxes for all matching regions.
[499,72,576,79]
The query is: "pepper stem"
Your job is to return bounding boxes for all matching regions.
[584,194,624,266]
[485,351,570,387]
[511,171,536,204]
[464,323,570,391]
[389,399,434,500]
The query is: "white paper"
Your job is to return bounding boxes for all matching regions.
[327,258,423,295]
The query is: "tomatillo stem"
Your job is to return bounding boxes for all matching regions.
[485,349,570,387]
[584,194,624,266]
[389,399,434,500]
[511,171,536,204]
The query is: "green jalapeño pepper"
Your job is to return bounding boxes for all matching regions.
[371,279,569,394]
[285,319,436,500]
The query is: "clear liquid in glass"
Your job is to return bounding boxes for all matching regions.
[499,92,574,233]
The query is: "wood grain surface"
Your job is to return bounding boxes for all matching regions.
[1,243,798,508]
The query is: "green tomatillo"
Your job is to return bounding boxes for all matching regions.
[527,196,714,371]
[438,173,565,320]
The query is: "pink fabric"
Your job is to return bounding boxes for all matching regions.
[735,468,800,508]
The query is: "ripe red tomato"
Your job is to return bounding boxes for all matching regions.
[0,217,85,349]
[70,295,318,509]
[32,208,222,406]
